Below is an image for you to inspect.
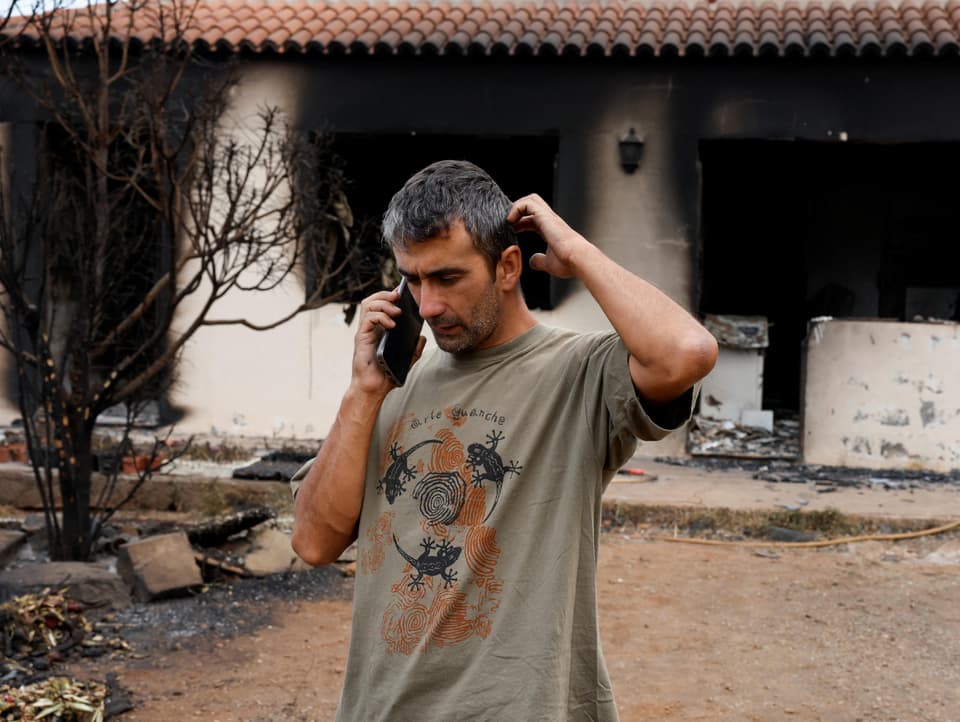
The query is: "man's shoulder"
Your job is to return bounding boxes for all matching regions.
[403,326,618,378]
[539,325,618,351]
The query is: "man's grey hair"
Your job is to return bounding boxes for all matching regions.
[381,160,516,271]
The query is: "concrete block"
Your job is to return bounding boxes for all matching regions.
[0,561,131,610]
[243,527,309,577]
[803,318,960,473]
[740,409,774,432]
[117,531,202,601]
[700,347,764,422]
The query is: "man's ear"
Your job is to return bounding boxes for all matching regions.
[497,245,523,290]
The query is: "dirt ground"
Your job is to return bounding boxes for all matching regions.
[61,526,960,722]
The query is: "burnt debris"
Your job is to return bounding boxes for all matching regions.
[657,455,960,490]
[231,450,315,481]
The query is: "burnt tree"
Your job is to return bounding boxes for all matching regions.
[0,0,379,560]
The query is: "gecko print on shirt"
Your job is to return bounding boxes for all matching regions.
[393,534,461,590]
[466,430,523,522]
[376,438,442,504]
[375,417,519,655]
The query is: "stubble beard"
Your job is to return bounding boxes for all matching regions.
[430,283,501,354]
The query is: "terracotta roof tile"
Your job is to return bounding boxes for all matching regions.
[859,30,883,52]
[8,0,960,59]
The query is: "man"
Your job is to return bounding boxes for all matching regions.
[291,160,718,721]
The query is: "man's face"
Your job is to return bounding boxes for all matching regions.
[394,220,503,354]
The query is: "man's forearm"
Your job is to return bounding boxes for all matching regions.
[291,386,385,566]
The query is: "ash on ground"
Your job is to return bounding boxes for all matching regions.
[113,565,351,653]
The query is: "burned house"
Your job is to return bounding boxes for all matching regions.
[1,0,958,472]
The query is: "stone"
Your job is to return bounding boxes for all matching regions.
[243,526,309,577]
[765,526,816,543]
[0,561,131,610]
[116,531,203,601]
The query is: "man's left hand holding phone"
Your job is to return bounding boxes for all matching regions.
[293,282,424,568]
[374,277,425,387]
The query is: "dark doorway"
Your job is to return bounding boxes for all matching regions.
[329,133,559,309]
[699,140,960,414]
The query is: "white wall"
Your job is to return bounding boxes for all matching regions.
[173,302,356,440]
[170,65,698,458]
[803,318,960,472]
[170,67,358,442]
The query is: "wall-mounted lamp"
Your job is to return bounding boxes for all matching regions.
[618,127,644,173]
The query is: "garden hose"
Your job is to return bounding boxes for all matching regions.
[657,518,960,549]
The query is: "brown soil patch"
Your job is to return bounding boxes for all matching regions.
[63,529,960,722]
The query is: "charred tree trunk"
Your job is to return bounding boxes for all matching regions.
[55,423,95,561]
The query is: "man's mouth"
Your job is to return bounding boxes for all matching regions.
[429,320,460,335]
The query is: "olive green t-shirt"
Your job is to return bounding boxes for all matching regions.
[294,324,693,721]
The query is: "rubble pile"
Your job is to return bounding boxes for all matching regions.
[1,589,129,677]
[753,463,960,489]
[687,414,800,460]
[0,676,106,722]
[231,450,314,481]
[0,506,345,720]
[658,455,960,490]
[0,677,107,722]
[0,588,132,721]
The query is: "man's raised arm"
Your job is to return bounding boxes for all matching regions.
[507,194,718,404]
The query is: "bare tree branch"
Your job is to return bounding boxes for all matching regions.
[0,0,384,560]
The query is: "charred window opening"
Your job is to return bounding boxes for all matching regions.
[699,139,960,415]
[299,136,384,311]
[319,133,559,310]
[38,122,172,419]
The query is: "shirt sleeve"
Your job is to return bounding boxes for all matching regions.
[288,457,315,498]
[583,333,699,472]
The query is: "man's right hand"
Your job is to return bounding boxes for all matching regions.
[352,288,426,396]
[294,286,429,567]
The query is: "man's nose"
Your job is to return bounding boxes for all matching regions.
[417,285,444,319]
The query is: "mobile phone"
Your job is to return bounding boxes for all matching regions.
[375,277,423,386]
